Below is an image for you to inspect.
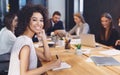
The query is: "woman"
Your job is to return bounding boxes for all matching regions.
[114,16,120,49]
[8,4,61,75]
[118,16,120,26]
[0,12,17,55]
[69,13,89,36]
[96,13,119,47]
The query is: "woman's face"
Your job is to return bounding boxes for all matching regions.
[29,12,44,34]
[12,15,18,31]
[101,17,111,29]
[74,16,81,24]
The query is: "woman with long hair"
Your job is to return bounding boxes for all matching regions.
[0,12,18,55]
[69,13,90,36]
[96,13,119,47]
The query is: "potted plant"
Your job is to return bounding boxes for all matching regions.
[75,44,81,49]
[75,44,82,55]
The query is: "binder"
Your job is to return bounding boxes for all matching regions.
[90,56,120,66]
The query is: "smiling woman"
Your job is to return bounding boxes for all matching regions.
[96,13,119,48]
[8,4,61,75]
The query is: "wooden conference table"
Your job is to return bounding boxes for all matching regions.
[36,41,120,75]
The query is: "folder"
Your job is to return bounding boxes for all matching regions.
[90,56,120,66]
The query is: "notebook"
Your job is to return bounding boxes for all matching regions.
[90,56,120,66]
[52,62,71,71]
[80,34,96,47]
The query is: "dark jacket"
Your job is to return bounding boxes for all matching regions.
[96,28,119,47]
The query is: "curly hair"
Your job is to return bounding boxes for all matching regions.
[15,4,48,37]
[3,12,17,31]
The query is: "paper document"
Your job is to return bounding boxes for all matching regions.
[70,39,81,44]
[52,62,71,71]
[100,49,120,56]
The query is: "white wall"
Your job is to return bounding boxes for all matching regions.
[74,0,79,13]
[48,0,65,23]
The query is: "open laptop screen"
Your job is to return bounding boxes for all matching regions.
[80,34,96,47]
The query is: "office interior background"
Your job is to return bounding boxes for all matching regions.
[0,0,120,36]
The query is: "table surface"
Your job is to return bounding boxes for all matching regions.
[45,45,120,75]
[35,40,120,75]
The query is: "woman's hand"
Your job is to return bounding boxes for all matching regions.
[115,40,120,46]
[46,59,61,69]
[37,29,47,40]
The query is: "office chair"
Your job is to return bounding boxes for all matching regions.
[0,53,10,75]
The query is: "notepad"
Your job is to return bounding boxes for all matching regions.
[90,56,120,66]
[52,62,71,71]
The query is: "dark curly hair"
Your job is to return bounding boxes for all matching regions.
[15,4,48,37]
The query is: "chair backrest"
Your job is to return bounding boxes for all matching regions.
[0,53,10,73]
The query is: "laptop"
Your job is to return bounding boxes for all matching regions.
[91,56,120,66]
[80,34,96,47]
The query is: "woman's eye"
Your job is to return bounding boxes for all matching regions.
[40,19,43,22]
[33,19,37,21]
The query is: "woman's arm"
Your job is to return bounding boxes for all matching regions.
[69,25,76,35]
[82,23,90,34]
[19,45,61,75]
[36,29,51,61]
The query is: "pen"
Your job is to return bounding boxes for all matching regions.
[56,55,59,59]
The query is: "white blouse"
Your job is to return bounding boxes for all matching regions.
[0,27,16,55]
[8,35,37,75]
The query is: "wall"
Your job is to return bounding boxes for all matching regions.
[84,0,120,35]
[74,0,83,14]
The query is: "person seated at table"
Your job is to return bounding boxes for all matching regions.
[115,40,120,45]
[96,12,119,48]
[114,16,120,50]
[0,12,18,55]
[8,4,61,75]
[69,13,90,36]
[117,16,120,26]
[46,11,66,37]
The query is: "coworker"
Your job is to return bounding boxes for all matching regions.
[0,12,17,55]
[8,4,61,75]
[46,11,65,37]
[115,16,120,49]
[69,13,90,36]
[96,13,119,47]
[115,40,120,46]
